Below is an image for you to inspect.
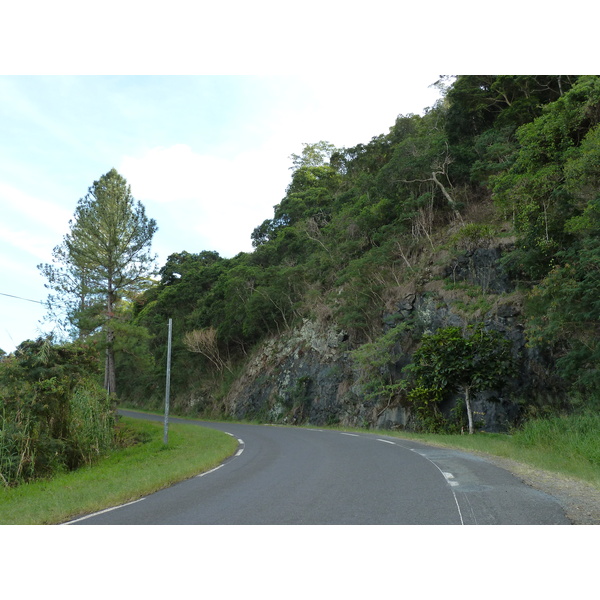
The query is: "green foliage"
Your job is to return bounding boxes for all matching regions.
[68,380,115,466]
[513,411,600,469]
[405,325,513,433]
[351,323,411,401]
[492,76,600,280]
[289,141,337,170]
[405,385,447,433]
[0,338,114,486]
[450,223,497,252]
[525,198,600,397]
[38,168,158,395]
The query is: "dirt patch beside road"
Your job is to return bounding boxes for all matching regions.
[476,453,600,525]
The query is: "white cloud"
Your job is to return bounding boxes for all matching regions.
[119,143,291,258]
[120,145,226,204]
[0,224,56,266]
[0,182,72,236]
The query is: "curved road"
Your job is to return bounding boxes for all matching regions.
[68,410,570,525]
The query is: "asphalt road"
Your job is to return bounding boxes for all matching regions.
[68,410,570,525]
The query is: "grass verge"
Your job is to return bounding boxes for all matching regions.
[380,412,600,489]
[0,416,238,525]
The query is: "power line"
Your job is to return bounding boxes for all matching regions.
[0,292,45,305]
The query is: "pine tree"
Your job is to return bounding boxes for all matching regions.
[39,168,157,394]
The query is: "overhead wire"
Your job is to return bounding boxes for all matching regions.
[0,292,45,305]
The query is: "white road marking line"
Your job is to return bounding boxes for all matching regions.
[340,433,359,437]
[443,472,459,487]
[410,449,464,525]
[376,439,396,445]
[197,464,224,477]
[236,438,245,455]
[63,498,146,524]
[198,437,244,474]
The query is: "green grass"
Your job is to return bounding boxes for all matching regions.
[0,416,238,525]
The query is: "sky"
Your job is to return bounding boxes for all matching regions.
[0,73,447,353]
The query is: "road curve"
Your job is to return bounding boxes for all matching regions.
[68,410,570,525]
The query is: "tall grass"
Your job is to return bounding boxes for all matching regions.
[512,412,600,474]
[68,381,115,466]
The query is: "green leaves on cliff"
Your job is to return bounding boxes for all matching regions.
[405,325,513,433]
[526,198,600,396]
[492,76,600,280]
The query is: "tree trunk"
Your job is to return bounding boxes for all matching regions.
[431,171,463,223]
[464,386,474,434]
[104,283,117,395]
[104,335,117,395]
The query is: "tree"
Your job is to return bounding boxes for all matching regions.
[407,325,513,434]
[289,141,337,170]
[39,168,157,394]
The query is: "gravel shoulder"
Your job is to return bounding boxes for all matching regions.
[469,453,600,525]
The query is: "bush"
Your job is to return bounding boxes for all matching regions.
[0,337,115,487]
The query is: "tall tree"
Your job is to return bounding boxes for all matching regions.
[40,168,157,394]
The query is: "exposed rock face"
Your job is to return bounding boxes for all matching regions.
[225,244,565,432]
[226,320,357,426]
[444,246,514,293]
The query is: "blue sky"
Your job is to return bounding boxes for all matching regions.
[0,74,446,352]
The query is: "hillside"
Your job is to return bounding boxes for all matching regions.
[113,75,600,432]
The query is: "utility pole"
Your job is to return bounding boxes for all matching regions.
[163,318,172,445]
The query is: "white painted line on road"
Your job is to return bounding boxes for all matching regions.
[196,437,244,477]
[410,449,465,525]
[306,428,324,432]
[197,464,224,477]
[443,472,459,487]
[236,438,245,456]
[340,433,359,437]
[63,498,146,524]
[376,439,396,445]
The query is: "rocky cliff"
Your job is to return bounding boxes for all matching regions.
[224,242,565,432]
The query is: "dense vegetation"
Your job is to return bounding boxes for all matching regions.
[2,75,599,486]
[121,75,599,417]
[0,338,115,486]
